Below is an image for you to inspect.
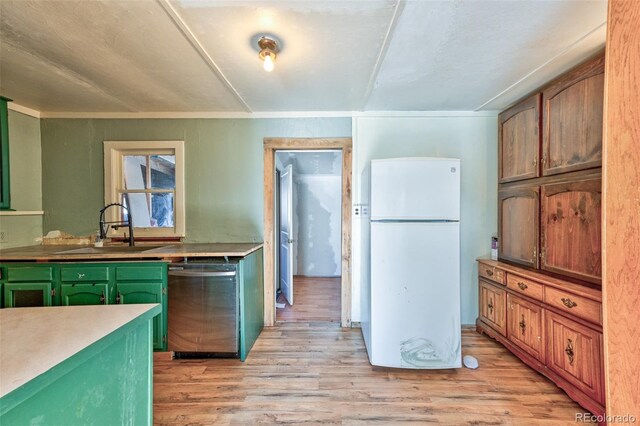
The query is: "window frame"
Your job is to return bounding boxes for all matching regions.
[103,140,185,238]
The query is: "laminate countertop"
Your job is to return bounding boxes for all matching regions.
[0,304,160,398]
[0,243,263,261]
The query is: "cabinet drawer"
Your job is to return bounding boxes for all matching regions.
[546,310,604,404]
[507,274,543,302]
[479,279,507,336]
[544,287,601,325]
[479,264,505,285]
[7,266,53,282]
[61,266,110,282]
[116,265,165,281]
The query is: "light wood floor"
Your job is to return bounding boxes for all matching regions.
[154,323,583,424]
[276,276,341,323]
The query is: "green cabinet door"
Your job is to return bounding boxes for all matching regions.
[116,282,167,351]
[4,283,53,308]
[61,283,109,306]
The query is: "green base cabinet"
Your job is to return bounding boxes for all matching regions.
[239,248,264,362]
[0,306,159,426]
[61,283,110,306]
[1,261,168,351]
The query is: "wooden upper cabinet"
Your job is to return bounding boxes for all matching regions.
[498,186,539,268]
[541,178,602,284]
[542,54,605,176]
[499,94,541,183]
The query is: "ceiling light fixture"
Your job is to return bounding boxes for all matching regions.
[258,36,278,72]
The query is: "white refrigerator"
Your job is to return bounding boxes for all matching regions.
[361,157,461,369]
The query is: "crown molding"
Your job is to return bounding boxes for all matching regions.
[7,103,41,118]
[38,110,497,119]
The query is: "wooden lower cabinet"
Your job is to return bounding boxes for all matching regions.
[479,279,506,336]
[546,311,604,405]
[507,294,544,361]
[476,260,604,416]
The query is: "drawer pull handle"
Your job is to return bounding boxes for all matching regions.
[561,298,577,309]
[519,315,526,335]
[485,269,494,277]
[565,339,574,365]
[517,282,528,290]
[78,273,85,279]
[487,300,494,314]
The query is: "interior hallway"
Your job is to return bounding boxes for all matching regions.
[153,324,583,424]
[276,276,341,323]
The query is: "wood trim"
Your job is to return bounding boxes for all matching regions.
[602,0,640,418]
[263,138,353,327]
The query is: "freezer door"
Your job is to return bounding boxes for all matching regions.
[370,158,460,220]
[370,221,461,369]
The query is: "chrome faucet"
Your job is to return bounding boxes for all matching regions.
[99,203,135,246]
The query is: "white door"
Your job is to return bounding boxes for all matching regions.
[370,158,460,220]
[370,221,461,369]
[279,165,294,305]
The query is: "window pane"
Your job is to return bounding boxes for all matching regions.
[151,193,174,227]
[150,155,175,189]
[123,156,147,189]
[121,192,174,228]
[121,193,152,227]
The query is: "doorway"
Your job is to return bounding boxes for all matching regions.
[275,150,342,323]
[263,138,352,327]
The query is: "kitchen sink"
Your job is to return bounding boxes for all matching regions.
[55,246,166,255]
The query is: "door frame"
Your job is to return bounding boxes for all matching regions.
[263,137,352,327]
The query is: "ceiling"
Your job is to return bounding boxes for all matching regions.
[0,0,607,115]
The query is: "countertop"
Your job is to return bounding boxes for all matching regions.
[0,242,263,261]
[0,304,160,398]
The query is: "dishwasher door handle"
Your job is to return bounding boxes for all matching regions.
[168,270,236,278]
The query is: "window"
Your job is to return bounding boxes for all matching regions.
[104,141,185,238]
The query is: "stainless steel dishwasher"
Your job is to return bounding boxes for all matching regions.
[168,261,239,357]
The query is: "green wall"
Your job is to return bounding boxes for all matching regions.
[0,110,43,249]
[40,118,351,242]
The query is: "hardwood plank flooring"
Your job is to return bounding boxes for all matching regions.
[276,276,341,323]
[154,324,583,424]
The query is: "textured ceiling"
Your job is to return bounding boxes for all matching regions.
[0,0,607,114]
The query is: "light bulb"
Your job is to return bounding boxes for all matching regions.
[263,54,274,72]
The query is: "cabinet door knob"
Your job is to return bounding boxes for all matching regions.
[565,338,575,365]
[487,300,494,314]
[519,315,526,335]
[517,282,528,290]
[561,297,577,309]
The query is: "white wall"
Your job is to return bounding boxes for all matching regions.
[295,175,342,276]
[351,114,498,324]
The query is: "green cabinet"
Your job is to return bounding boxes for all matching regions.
[1,261,168,351]
[4,283,53,308]
[239,248,264,361]
[3,265,57,307]
[61,283,109,305]
[116,282,165,350]
[115,263,167,351]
